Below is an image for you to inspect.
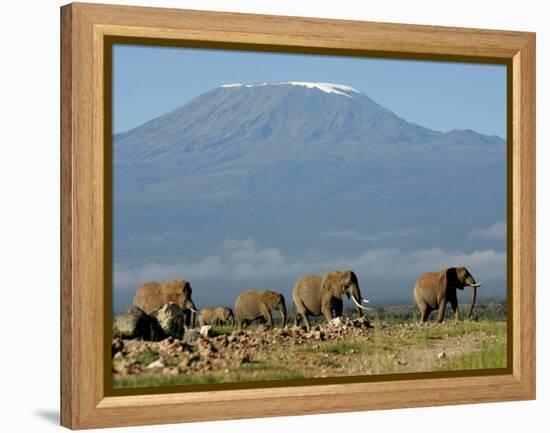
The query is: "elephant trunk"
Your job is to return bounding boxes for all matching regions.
[468,285,478,319]
[184,299,197,328]
[350,285,369,317]
[279,298,287,328]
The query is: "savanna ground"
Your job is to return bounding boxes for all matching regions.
[112,301,507,388]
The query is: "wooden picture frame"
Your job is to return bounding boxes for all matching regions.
[60,2,536,429]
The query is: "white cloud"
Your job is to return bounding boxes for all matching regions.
[114,238,505,291]
[468,222,506,241]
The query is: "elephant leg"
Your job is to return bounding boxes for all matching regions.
[260,304,273,328]
[333,299,343,318]
[184,310,193,328]
[322,305,333,323]
[183,310,189,327]
[437,300,447,323]
[302,313,312,331]
[294,300,307,328]
[419,304,430,323]
[450,294,462,321]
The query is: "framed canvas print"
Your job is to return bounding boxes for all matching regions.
[60,2,536,429]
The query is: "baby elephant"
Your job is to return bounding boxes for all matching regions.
[198,306,235,327]
[234,290,287,330]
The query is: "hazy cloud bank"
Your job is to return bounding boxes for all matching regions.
[114,238,505,292]
[468,222,506,241]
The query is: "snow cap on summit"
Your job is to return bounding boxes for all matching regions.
[220,82,360,98]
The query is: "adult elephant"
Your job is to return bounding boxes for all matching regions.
[234,290,287,330]
[413,266,481,323]
[134,278,198,328]
[292,270,369,330]
[198,306,235,327]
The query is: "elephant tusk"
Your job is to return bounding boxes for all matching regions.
[351,295,370,311]
[470,283,481,287]
[189,308,199,313]
[362,298,370,304]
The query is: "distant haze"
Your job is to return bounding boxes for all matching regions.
[113,76,506,314]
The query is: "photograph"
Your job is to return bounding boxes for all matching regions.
[110,44,508,389]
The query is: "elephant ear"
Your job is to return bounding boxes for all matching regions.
[456,266,468,285]
[344,270,358,286]
[440,267,458,290]
[321,273,343,299]
[340,270,356,299]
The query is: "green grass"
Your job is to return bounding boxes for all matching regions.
[309,337,399,356]
[135,348,159,365]
[321,341,366,355]
[377,320,506,341]
[317,358,342,368]
[437,340,507,370]
[210,325,235,336]
[165,357,182,367]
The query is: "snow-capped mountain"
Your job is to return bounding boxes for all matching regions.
[115,81,502,167]
[112,82,506,309]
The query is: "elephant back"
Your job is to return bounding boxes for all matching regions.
[160,278,191,304]
[293,274,322,296]
[292,274,323,315]
[259,290,285,307]
[134,279,191,314]
[133,281,162,314]
[235,290,261,320]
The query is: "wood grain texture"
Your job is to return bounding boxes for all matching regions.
[60,4,73,429]
[60,2,536,429]
[73,2,533,58]
[512,35,536,394]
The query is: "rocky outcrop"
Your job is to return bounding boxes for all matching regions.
[150,303,186,339]
[112,316,374,377]
[112,306,165,341]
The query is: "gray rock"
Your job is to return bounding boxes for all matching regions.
[146,358,166,369]
[113,351,125,362]
[150,303,186,339]
[112,306,166,341]
[328,317,344,327]
[200,325,213,338]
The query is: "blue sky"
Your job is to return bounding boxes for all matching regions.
[113,44,507,137]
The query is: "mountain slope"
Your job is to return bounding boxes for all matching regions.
[114,82,502,170]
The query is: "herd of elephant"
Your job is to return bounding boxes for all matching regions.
[133,267,481,332]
